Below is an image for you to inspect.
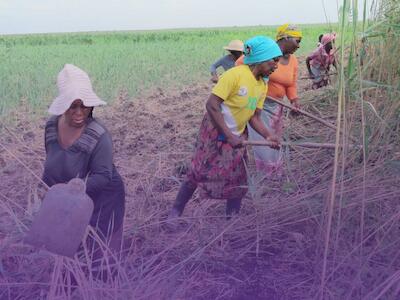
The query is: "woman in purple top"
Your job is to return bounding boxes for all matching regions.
[42,64,125,256]
[210,39,244,83]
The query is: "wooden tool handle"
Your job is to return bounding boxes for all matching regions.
[267,96,337,131]
[243,140,360,150]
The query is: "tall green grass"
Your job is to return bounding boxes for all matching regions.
[319,0,400,298]
[0,24,336,115]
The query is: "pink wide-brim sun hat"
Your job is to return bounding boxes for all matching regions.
[321,33,337,46]
[48,64,107,115]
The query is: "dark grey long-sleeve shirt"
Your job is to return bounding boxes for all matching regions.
[210,55,236,74]
[42,116,125,236]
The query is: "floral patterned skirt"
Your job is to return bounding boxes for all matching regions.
[187,113,248,200]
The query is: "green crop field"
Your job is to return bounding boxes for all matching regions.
[0,24,339,115]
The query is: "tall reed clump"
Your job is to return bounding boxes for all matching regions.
[319,0,400,298]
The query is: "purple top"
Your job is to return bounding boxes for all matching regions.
[42,116,125,236]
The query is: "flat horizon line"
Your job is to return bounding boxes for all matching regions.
[0,22,338,37]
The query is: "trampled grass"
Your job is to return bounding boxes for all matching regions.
[1,1,399,298]
[0,24,338,115]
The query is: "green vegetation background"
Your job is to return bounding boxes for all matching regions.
[0,24,338,114]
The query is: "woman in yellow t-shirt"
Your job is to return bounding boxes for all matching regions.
[169,36,282,219]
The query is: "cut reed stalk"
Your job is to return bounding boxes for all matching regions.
[268,96,338,131]
[244,140,361,150]
[268,96,358,143]
[319,0,349,297]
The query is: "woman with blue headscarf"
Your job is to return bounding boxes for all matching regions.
[168,36,282,219]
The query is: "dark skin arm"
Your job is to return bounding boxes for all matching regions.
[206,94,243,148]
[248,109,280,149]
[211,74,219,83]
[306,57,314,78]
[206,94,280,149]
[325,42,337,71]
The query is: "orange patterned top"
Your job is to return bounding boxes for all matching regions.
[235,54,298,101]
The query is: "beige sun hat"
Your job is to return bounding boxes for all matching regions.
[48,64,107,115]
[223,39,244,52]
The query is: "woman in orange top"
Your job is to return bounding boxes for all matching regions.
[236,24,302,175]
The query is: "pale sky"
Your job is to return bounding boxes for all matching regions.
[0,0,369,35]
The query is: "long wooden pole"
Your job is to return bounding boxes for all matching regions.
[268,96,358,143]
[268,96,338,131]
[299,72,337,80]
[243,140,360,150]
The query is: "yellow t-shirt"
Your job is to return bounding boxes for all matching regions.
[212,64,267,136]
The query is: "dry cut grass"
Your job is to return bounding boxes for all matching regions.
[1,1,400,296]
[0,65,399,299]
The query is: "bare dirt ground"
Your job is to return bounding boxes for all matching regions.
[1,59,400,299]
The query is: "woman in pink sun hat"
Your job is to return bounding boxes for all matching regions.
[306,33,337,89]
[42,64,125,267]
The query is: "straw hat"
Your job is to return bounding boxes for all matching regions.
[48,64,106,115]
[223,40,244,52]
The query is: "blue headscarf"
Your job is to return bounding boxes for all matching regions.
[243,36,282,65]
